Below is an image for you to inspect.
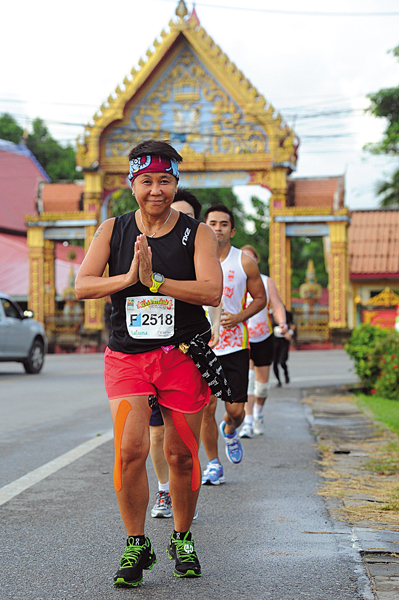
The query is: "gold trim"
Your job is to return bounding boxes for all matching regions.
[367,287,399,307]
[76,9,296,171]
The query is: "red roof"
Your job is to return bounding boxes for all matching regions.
[0,234,29,296]
[288,176,345,209]
[349,210,399,278]
[40,182,84,212]
[0,140,49,233]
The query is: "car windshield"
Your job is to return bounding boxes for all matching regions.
[1,298,21,319]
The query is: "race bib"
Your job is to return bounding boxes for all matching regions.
[126,296,175,339]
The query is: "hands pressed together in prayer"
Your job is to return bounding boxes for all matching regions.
[125,234,153,289]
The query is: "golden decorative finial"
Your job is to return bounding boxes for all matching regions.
[176,0,188,19]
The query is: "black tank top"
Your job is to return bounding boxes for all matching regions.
[107,210,210,354]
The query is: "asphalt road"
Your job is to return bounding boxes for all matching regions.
[0,350,373,599]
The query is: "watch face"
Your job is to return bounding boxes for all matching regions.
[153,273,164,283]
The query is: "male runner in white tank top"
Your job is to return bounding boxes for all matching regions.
[239,245,286,438]
[200,204,267,485]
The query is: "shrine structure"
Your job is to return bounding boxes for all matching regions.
[25,0,350,339]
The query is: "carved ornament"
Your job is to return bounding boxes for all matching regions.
[367,287,399,307]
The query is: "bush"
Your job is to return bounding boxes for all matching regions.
[372,333,399,400]
[345,324,390,390]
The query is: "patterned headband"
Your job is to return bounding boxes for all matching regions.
[128,155,180,183]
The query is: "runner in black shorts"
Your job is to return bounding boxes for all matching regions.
[239,245,286,439]
[250,336,274,368]
[218,348,250,403]
[201,205,266,484]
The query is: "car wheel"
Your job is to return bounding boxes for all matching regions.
[23,339,45,374]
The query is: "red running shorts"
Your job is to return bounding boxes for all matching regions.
[104,346,210,414]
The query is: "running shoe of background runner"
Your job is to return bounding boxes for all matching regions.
[201,458,226,485]
[151,490,172,518]
[167,530,201,577]
[114,536,156,587]
[219,420,243,464]
[239,423,253,438]
[253,415,265,435]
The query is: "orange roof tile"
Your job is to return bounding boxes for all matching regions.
[40,182,84,213]
[349,210,399,277]
[288,176,345,209]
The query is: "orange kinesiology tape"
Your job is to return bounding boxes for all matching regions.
[113,399,132,491]
[171,411,200,491]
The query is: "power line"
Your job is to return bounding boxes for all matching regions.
[155,0,399,17]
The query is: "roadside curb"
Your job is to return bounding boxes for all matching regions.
[304,386,399,600]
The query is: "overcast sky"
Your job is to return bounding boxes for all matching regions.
[2,0,399,210]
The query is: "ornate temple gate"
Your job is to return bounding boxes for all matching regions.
[271,207,350,334]
[75,1,298,332]
[26,1,349,337]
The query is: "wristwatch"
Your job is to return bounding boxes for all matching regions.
[150,272,165,293]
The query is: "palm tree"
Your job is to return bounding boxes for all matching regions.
[377,168,399,207]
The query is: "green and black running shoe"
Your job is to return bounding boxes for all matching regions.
[167,530,201,578]
[113,536,156,587]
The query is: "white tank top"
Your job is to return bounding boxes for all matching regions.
[213,246,249,356]
[247,274,273,343]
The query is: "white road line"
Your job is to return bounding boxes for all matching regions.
[0,429,113,507]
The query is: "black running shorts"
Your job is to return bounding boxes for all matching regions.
[218,349,249,403]
[249,335,274,367]
[149,404,164,427]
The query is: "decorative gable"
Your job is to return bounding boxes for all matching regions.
[104,46,269,160]
[76,3,297,185]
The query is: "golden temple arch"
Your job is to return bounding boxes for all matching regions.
[75,1,297,331]
[26,0,349,338]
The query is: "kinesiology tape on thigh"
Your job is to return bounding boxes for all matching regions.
[171,411,200,491]
[247,368,255,395]
[113,399,132,492]
[255,380,269,399]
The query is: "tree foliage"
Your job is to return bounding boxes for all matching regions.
[377,169,399,207]
[366,45,399,157]
[290,237,328,290]
[26,118,82,181]
[111,188,137,216]
[0,113,24,144]
[0,113,82,181]
[366,45,399,207]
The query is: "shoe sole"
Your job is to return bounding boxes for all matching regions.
[151,510,173,518]
[239,433,253,438]
[113,556,157,587]
[202,477,221,485]
[113,577,143,587]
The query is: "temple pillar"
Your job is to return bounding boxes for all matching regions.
[328,221,349,328]
[27,227,45,324]
[269,219,288,305]
[268,167,290,305]
[43,240,56,319]
[83,171,104,330]
[285,236,292,311]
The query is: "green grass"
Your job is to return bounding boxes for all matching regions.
[363,441,399,475]
[356,393,399,437]
[382,488,399,511]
